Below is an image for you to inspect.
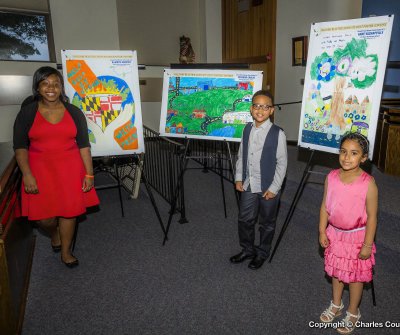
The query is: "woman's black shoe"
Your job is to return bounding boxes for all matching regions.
[51,244,61,253]
[62,258,79,268]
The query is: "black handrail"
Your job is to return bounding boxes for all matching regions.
[274,101,302,110]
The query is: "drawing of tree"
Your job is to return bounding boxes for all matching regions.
[310,38,378,89]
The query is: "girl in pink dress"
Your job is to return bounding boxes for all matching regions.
[318,132,378,334]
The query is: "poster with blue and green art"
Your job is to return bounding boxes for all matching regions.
[299,15,393,158]
[159,69,263,142]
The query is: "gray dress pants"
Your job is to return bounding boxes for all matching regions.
[237,190,280,259]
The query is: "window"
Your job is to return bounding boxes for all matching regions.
[0,10,55,62]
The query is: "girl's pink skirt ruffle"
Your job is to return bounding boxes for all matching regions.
[324,224,376,283]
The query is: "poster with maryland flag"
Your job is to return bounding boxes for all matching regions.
[61,50,144,156]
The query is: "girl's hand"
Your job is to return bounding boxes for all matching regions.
[358,245,372,260]
[82,175,94,193]
[23,173,39,194]
[235,181,244,192]
[319,232,329,248]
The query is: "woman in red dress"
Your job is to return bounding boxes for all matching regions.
[13,66,99,268]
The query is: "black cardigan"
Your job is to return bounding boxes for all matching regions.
[13,101,90,150]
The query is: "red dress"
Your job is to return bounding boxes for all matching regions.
[21,110,99,220]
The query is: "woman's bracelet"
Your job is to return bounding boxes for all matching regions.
[362,242,373,248]
[85,174,94,179]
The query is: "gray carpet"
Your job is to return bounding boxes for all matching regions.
[22,145,400,335]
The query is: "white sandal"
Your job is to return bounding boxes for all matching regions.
[337,310,361,334]
[320,300,344,323]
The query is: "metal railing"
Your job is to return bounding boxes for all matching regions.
[143,126,186,217]
[142,127,241,221]
[188,139,239,182]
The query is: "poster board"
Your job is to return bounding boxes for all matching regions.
[159,69,263,142]
[298,15,393,158]
[61,50,144,157]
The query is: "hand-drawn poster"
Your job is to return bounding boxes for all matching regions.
[298,15,393,158]
[159,69,263,142]
[61,50,144,157]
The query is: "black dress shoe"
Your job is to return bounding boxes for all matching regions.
[248,256,266,270]
[230,251,255,264]
[51,244,61,253]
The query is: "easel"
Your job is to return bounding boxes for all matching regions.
[269,149,320,262]
[93,156,128,217]
[162,138,237,245]
[72,154,166,250]
[268,148,376,306]
[72,156,124,251]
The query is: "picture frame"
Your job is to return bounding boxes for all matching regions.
[0,9,55,62]
[292,36,308,66]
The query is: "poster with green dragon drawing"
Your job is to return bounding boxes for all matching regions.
[299,15,393,158]
[159,69,263,142]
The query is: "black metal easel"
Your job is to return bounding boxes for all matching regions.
[93,156,126,217]
[269,149,318,263]
[162,138,236,245]
[72,154,166,250]
[71,156,125,252]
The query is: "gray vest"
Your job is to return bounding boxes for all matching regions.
[242,122,280,192]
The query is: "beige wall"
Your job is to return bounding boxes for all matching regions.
[205,0,222,63]
[274,0,362,141]
[50,0,120,64]
[117,0,202,66]
[0,0,48,12]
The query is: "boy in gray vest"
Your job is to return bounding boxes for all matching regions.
[230,90,287,270]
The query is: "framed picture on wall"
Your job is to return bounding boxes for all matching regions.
[0,10,55,62]
[292,36,308,66]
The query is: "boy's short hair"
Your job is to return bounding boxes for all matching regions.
[252,90,274,104]
[340,131,369,156]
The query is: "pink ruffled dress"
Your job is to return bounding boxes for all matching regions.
[324,169,376,283]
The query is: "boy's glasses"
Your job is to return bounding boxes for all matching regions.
[252,103,273,111]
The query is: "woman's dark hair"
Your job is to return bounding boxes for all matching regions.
[32,66,69,102]
[340,131,369,156]
[252,90,274,104]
